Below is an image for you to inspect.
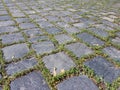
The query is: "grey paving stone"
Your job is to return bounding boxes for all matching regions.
[0,15,11,21]
[15,18,30,23]
[10,71,50,90]
[73,22,88,29]
[32,41,55,54]
[57,75,99,90]
[65,42,93,58]
[84,56,120,83]
[45,15,60,22]
[24,28,43,37]
[43,52,75,74]
[55,34,73,44]
[1,33,24,44]
[45,27,63,35]
[19,23,36,29]
[88,28,109,38]
[117,32,120,37]
[0,10,8,15]
[6,58,37,75]
[0,26,19,34]
[65,27,80,34]
[0,87,2,90]
[56,21,71,28]
[2,43,29,62]
[37,21,53,28]
[29,35,49,43]
[0,20,15,27]
[112,37,120,45]
[77,33,104,46]
[103,47,120,62]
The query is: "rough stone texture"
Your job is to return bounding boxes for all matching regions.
[0,26,19,34]
[57,75,99,90]
[0,15,11,21]
[1,33,24,44]
[32,41,55,54]
[73,22,88,29]
[43,52,75,74]
[84,56,120,83]
[37,21,53,28]
[77,32,104,46]
[45,27,63,35]
[6,58,37,75]
[0,20,15,27]
[10,71,50,90]
[55,34,73,44]
[2,43,29,62]
[103,47,120,62]
[65,42,93,58]
[15,17,30,23]
[19,23,36,29]
[112,37,120,45]
[64,27,80,34]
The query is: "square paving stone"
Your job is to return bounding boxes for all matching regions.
[55,34,73,44]
[57,75,99,90]
[45,27,63,35]
[77,32,104,46]
[1,33,25,44]
[103,47,120,62]
[0,26,19,34]
[6,58,37,75]
[32,41,55,54]
[11,12,25,17]
[10,71,50,90]
[112,37,120,45]
[65,42,93,58]
[84,56,120,83]
[37,21,53,28]
[43,52,75,74]
[2,43,29,62]
[24,28,43,37]
[88,28,109,38]
[15,18,30,23]
[0,15,11,21]
[73,22,88,29]
[19,23,37,29]
[65,27,80,34]
[0,20,15,27]
[29,35,49,43]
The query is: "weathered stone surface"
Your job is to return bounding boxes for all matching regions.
[0,15,11,21]
[73,22,88,29]
[10,71,50,90]
[0,26,19,34]
[84,56,120,83]
[57,75,99,90]
[1,33,24,44]
[65,42,93,58]
[43,52,75,74]
[32,41,55,54]
[15,17,30,23]
[6,58,37,75]
[45,27,63,35]
[0,20,15,27]
[2,43,29,62]
[19,23,36,29]
[65,27,80,34]
[55,34,73,44]
[37,21,53,28]
[77,33,104,46]
[103,47,120,62]
[112,37,120,45]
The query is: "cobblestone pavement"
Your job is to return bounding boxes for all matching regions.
[0,0,120,90]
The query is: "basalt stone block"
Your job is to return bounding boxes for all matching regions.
[77,33,104,46]
[84,56,120,83]
[65,42,93,58]
[57,75,99,90]
[10,71,50,90]
[6,58,37,75]
[2,43,29,62]
[32,41,55,54]
[43,52,75,74]
[1,33,24,44]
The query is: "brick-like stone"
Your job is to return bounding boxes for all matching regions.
[57,75,99,90]
[19,23,36,29]
[32,41,55,54]
[0,15,11,21]
[6,58,37,75]
[65,27,80,34]
[1,33,24,44]
[73,22,88,29]
[77,33,104,46]
[37,21,53,28]
[55,34,73,44]
[65,42,93,58]
[0,26,19,34]
[43,52,75,74]
[103,47,120,62]
[10,71,50,90]
[84,56,120,83]
[2,43,29,62]
[45,27,63,35]
[15,18,30,23]
[0,20,15,27]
